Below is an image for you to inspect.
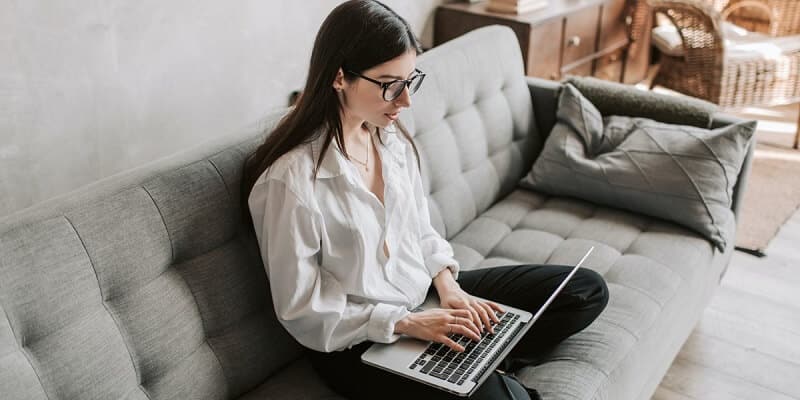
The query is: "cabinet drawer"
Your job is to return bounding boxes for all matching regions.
[593,48,625,81]
[562,5,600,67]
[562,59,594,77]
[527,19,563,80]
[598,0,629,50]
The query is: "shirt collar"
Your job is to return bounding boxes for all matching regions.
[311,122,403,180]
[310,132,344,179]
[370,121,406,166]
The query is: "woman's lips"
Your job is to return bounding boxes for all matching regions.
[384,112,399,121]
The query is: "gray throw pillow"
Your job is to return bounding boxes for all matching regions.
[520,84,756,250]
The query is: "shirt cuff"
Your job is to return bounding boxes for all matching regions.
[426,253,460,280]
[367,303,411,344]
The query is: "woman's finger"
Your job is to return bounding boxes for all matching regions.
[480,301,500,324]
[455,313,482,338]
[478,302,498,334]
[449,308,472,319]
[452,323,481,342]
[440,335,465,352]
[486,300,505,314]
[468,306,482,331]
[445,304,482,332]
[473,301,494,334]
[450,307,478,328]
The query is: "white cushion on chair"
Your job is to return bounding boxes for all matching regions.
[651,21,800,60]
[651,24,688,56]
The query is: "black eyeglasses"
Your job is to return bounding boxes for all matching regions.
[345,68,426,101]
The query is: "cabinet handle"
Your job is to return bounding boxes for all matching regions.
[567,36,581,47]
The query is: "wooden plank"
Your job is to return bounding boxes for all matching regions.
[707,286,800,336]
[726,250,798,285]
[676,332,800,398]
[694,307,800,367]
[764,214,800,263]
[718,262,800,313]
[651,386,694,400]
[659,357,797,400]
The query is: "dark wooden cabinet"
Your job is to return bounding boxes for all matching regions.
[593,48,626,81]
[434,0,651,84]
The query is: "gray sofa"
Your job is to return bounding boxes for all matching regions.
[0,26,752,400]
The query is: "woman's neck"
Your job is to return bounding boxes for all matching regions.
[340,112,371,146]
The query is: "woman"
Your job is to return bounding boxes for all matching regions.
[242,1,609,399]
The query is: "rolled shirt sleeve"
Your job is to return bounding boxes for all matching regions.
[407,148,461,280]
[249,177,410,352]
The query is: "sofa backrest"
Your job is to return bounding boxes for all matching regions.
[0,25,537,399]
[400,25,538,240]
[0,113,302,399]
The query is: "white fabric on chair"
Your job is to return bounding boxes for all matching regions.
[651,21,800,60]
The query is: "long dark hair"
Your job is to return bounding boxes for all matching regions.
[241,0,423,226]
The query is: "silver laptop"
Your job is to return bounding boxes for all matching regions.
[361,247,595,397]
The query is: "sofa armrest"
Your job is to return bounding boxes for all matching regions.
[526,75,719,132]
[711,113,756,220]
[526,76,561,140]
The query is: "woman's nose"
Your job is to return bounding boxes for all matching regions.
[394,86,412,107]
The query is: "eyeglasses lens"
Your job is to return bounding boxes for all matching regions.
[386,81,405,101]
[386,75,424,101]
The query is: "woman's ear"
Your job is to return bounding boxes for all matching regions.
[333,68,345,92]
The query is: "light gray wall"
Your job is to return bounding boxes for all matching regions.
[0,0,446,218]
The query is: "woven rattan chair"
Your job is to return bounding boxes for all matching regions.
[712,0,800,36]
[648,0,800,148]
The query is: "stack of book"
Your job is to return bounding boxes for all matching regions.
[486,0,548,14]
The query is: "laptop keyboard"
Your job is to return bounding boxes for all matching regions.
[408,311,522,385]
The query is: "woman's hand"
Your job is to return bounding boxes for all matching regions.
[439,286,504,334]
[395,308,482,352]
[433,269,504,334]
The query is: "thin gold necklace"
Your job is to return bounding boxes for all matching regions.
[349,133,371,172]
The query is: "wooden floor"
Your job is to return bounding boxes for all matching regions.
[652,211,800,400]
[649,100,800,399]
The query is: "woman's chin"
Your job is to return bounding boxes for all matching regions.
[369,119,394,130]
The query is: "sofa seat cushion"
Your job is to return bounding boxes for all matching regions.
[449,188,723,398]
[238,357,343,400]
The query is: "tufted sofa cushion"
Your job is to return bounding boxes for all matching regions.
[399,25,540,241]
[450,189,728,399]
[0,114,304,400]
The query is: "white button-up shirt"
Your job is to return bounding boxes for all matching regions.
[248,123,461,353]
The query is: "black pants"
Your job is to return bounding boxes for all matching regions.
[307,264,610,400]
